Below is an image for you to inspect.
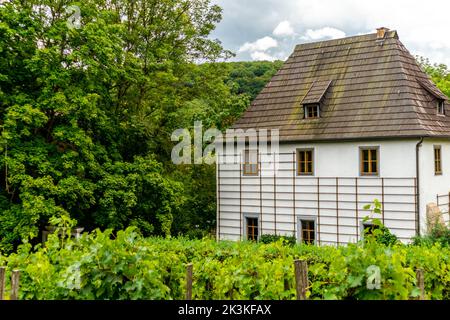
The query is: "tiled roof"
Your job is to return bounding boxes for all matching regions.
[417,78,448,100]
[301,80,332,104]
[232,30,450,142]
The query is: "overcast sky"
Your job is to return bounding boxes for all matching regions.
[210,0,450,66]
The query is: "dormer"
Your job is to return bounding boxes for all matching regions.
[301,80,332,119]
[417,78,447,116]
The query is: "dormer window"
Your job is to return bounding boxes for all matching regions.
[301,80,332,120]
[438,100,445,115]
[417,79,447,116]
[305,104,320,118]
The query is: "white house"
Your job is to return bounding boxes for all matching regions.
[216,28,450,245]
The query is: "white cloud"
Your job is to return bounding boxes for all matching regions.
[250,51,276,61]
[214,0,450,65]
[238,36,278,53]
[301,27,346,41]
[273,21,295,37]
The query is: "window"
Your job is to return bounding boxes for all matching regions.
[300,219,315,245]
[438,100,445,115]
[360,147,379,176]
[243,149,258,176]
[304,104,320,118]
[245,217,259,241]
[434,145,442,175]
[297,149,314,175]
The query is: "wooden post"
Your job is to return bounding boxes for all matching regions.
[10,270,20,300]
[186,263,193,300]
[0,267,5,300]
[294,259,308,300]
[416,268,425,300]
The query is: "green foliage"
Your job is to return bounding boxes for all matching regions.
[417,56,450,98]
[0,0,229,251]
[168,61,282,237]
[413,223,450,247]
[225,61,284,100]
[0,227,449,300]
[0,0,284,249]
[362,200,399,246]
[259,234,297,246]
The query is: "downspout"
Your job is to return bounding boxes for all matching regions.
[415,137,424,237]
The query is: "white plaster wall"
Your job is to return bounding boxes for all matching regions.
[419,138,450,232]
[278,140,418,178]
[217,139,422,244]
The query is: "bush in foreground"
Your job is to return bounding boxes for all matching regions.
[0,225,449,300]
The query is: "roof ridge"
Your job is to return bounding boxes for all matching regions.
[233,30,450,141]
[293,30,398,50]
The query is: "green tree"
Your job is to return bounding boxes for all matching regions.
[417,56,450,98]
[0,0,225,251]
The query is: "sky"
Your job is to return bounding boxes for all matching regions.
[210,0,450,66]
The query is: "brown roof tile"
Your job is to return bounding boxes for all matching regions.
[232,30,450,141]
[301,80,332,104]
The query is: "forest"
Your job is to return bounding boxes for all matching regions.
[0,0,449,253]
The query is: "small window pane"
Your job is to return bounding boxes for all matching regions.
[243,150,258,175]
[435,146,442,174]
[371,161,377,173]
[246,217,259,241]
[438,101,445,115]
[363,150,369,161]
[363,161,369,173]
[297,149,314,175]
[305,105,319,118]
[301,220,315,244]
[361,148,378,175]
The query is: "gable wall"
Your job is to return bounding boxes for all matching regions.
[419,138,450,232]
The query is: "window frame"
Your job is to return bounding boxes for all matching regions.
[434,145,442,175]
[297,216,317,245]
[296,148,315,176]
[359,146,380,176]
[437,100,445,116]
[244,213,259,241]
[242,149,259,176]
[304,104,320,119]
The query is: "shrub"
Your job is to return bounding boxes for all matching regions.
[413,223,450,247]
[259,234,297,246]
[1,224,449,300]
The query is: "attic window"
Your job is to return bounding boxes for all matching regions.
[301,80,332,119]
[305,104,320,119]
[438,100,445,115]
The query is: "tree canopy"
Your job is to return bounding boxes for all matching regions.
[0,0,231,251]
[0,0,448,253]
